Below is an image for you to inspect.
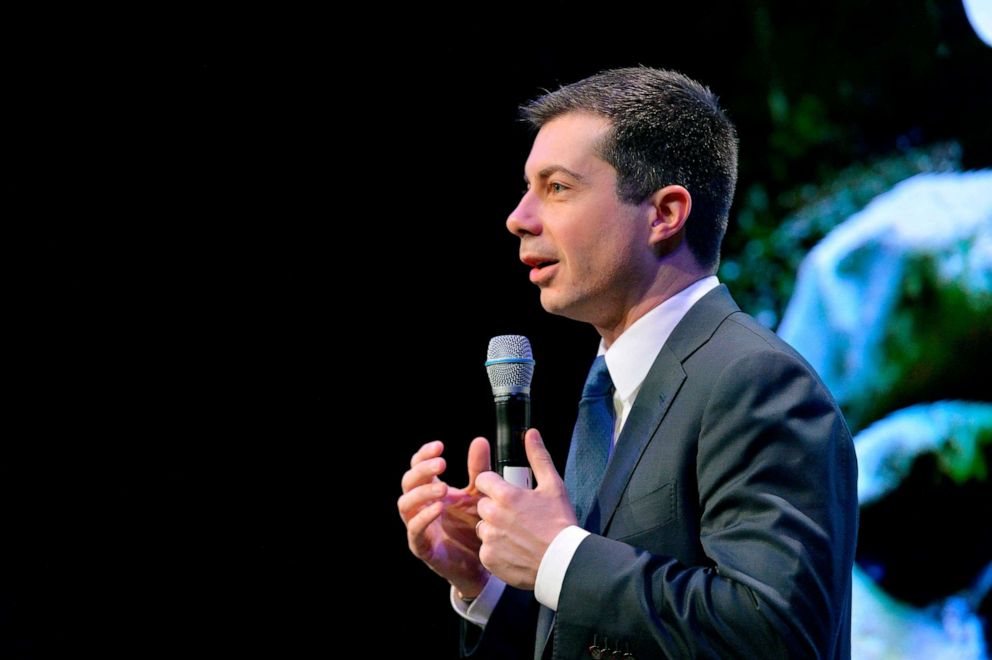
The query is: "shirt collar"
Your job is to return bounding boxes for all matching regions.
[598,276,720,404]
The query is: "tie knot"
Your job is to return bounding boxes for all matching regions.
[582,355,613,398]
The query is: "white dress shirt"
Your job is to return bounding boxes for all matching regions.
[452,276,720,623]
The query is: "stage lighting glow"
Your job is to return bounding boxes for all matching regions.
[963,0,992,47]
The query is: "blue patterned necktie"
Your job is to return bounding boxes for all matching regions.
[564,355,615,525]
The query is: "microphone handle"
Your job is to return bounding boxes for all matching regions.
[494,392,532,488]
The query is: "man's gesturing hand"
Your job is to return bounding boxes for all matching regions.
[398,437,492,598]
[474,428,578,590]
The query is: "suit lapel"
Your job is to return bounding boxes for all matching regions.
[585,285,741,536]
[582,346,684,534]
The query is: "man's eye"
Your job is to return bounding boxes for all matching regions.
[549,182,567,194]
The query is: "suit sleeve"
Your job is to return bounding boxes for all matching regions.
[555,348,858,658]
[459,585,540,659]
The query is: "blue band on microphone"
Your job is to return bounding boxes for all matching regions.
[485,357,536,367]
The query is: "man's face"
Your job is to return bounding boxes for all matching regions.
[507,112,655,327]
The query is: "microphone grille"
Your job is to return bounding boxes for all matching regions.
[485,335,535,393]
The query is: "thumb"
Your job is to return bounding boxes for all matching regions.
[466,436,491,491]
[524,428,561,487]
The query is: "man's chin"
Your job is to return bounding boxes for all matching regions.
[539,291,585,322]
[539,291,562,314]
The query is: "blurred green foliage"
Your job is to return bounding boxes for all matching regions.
[864,249,992,429]
[716,0,991,325]
[721,143,962,327]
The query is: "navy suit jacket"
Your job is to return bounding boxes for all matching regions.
[461,286,858,659]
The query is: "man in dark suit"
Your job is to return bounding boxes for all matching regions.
[398,67,858,659]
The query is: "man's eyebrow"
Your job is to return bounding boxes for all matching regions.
[523,165,586,184]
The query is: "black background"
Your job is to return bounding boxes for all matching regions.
[7,2,991,657]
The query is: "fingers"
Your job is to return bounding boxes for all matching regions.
[524,428,561,488]
[410,440,443,468]
[397,481,448,523]
[476,494,495,527]
[475,428,562,499]
[466,437,491,490]
[401,448,447,493]
[405,498,443,558]
[476,470,511,499]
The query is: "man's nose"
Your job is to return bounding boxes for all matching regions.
[506,192,542,238]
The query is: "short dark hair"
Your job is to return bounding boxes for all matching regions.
[520,67,738,271]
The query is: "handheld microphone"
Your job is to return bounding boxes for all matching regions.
[485,335,535,489]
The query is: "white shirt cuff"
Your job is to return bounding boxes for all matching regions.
[534,525,590,612]
[449,575,505,628]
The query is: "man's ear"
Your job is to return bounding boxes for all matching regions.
[647,185,692,247]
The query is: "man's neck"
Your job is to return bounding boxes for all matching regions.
[595,266,711,348]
